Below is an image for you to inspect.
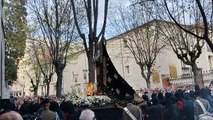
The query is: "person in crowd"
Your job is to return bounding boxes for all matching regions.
[164,92,181,120]
[79,109,96,120]
[146,93,164,120]
[158,92,166,106]
[60,101,79,120]
[19,101,30,115]
[142,94,151,107]
[182,92,195,120]
[0,99,23,120]
[194,88,213,120]
[200,87,213,108]
[121,95,143,120]
[49,101,66,120]
[40,98,56,120]
[0,111,23,120]
[9,95,16,111]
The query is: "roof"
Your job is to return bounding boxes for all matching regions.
[107,19,206,41]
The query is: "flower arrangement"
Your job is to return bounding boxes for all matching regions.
[68,92,112,107]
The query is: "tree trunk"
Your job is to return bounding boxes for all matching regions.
[46,82,50,97]
[34,87,38,96]
[44,85,46,96]
[41,85,44,96]
[205,37,213,52]
[56,71,63,97]
[88,56,96,83]
[146,79,151,89]
[141,67,152,89]
[22,88,25,96]
[96,44,106,91]
[191,62,200,86]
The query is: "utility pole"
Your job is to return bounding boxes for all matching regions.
[0,0,9,100]
[0,0,4,101]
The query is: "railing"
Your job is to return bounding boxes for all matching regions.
[170,71,213,86]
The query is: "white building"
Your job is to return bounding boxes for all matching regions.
[11,20,213,96]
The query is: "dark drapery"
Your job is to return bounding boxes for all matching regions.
[97,42,135,100]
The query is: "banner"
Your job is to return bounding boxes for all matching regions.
[169,64,177,78]
[152,70,160,84]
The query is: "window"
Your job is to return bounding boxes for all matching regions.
[209,56,213,70]
[73,73,78,83]
[83,70,88,80]
[182,67,191,76]
[125,65,130,74]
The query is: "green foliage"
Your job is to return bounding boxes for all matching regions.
[4,0,28,81]
[5,56,17,82]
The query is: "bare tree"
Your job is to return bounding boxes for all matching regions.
[14,80,27,96]
[29,38,54,96]
[159,20,204,86]
[110,2,166,88]
[28,0,77,97]
[151,0,207,86]
[21,44,42,96]
[71,0,109,83]
[163,0,213,51]
[24,65,41,96]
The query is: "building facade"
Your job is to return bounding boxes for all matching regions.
[11,20,213,96]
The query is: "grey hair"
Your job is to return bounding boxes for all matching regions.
[79,109,96,120]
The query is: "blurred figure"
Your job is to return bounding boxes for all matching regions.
[60,101,79,120]
[79,109,96,120]
[164,92,181,120]
[0,99,23,120]
[122,95,142,120]
[49,101,66,120]
[0,111,23,120]
[40,98,56,120]
[146,93,164,120]
[194,89,213,120]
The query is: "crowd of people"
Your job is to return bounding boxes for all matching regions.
[0,84,212,120]
[141,85,213,120]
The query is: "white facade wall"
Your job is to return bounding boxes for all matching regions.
[63,52,88,94]
[11,21,213,96]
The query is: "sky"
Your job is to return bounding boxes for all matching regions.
[26,0,132,39]
[98,0,131,39]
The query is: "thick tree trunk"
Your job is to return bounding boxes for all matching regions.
[34,87,38,96]
[141,67,152,89]
[191,62,200,86]
[46,82,50,97]
[146,80,151,89]
[88,56,96,83]
[56,71,63,97]
[87,34,97,84]
[146,70,152,89]
[41,85,44,96]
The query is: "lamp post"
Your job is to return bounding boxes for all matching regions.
[0,0,5,100]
